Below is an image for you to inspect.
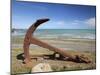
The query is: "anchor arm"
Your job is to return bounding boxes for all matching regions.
[23,18,49,63]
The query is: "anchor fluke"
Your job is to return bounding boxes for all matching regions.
[34,18,50,27]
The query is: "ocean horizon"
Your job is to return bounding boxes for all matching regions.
[12,29,96,40]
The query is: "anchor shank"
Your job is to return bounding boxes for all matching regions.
[30,37,75,60]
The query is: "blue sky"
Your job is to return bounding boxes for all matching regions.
[12,0,96,29]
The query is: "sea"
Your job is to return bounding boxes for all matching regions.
[12,29,95,40]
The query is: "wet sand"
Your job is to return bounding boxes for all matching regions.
[12,36,96,52]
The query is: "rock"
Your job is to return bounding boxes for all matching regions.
[36,57,44,61]
[31,63,52,73]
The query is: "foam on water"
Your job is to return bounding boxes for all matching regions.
[12,29,95,40]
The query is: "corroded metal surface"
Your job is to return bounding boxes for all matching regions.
[23,19,49,63]
[23,18,91,64]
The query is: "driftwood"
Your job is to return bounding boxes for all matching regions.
[23,18,91,64]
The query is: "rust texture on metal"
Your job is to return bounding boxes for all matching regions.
[23,18,91,64]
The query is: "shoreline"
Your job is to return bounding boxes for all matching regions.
[12,36,96,52]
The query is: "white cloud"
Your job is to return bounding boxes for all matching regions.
[56,21,66,25]
[70,20,82,25]
[43,18,96,29]
[85,17,96,27]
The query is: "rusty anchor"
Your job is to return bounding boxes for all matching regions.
[23,18,91,64]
